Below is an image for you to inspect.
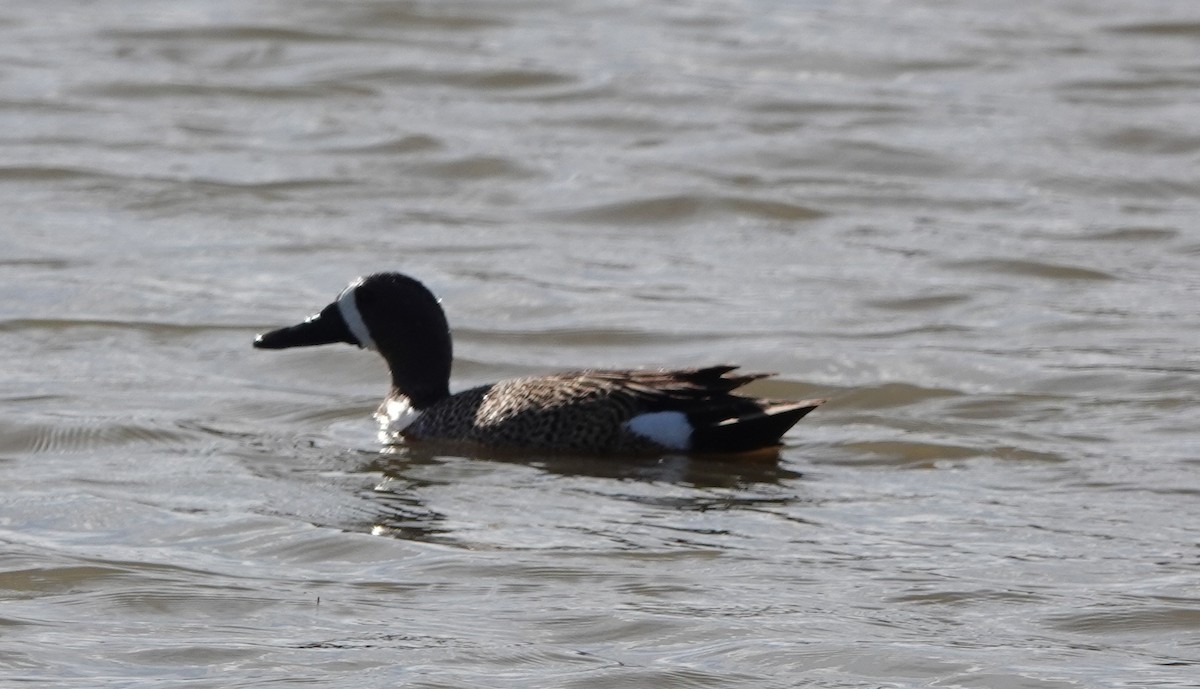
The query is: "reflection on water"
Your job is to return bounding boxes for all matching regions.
[373,444,803,488]
[357,445,806,545]
[3,0,1200,686]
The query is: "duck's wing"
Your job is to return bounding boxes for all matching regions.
[571,365,766,401]
[537,366,824,453]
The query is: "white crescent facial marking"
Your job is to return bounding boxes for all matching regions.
[336,277,377,351]
[623,411,693,450]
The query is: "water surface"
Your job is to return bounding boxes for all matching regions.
[3,1,1199,686]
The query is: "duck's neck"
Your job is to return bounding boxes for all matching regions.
[389,377,449,410]
[383,337,452,410]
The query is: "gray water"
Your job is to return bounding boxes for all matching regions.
[3,1,1199,686]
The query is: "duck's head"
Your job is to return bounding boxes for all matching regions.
[254,272,452,408]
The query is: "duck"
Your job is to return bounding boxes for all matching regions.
[253,272,823,455]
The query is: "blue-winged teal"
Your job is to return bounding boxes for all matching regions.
[254,272,823,454]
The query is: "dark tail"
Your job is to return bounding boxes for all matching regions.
[690,400,824,454]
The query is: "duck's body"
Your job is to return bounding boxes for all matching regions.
[383,366,820,454]
[254,272,823,455]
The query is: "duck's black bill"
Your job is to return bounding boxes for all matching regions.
[253,303,356,350]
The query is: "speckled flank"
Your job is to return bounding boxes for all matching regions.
[394,367,819,454]
[397,376,664,453]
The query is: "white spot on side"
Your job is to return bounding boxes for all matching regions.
[376,396,423,442]
[623,411,693,450]
[337,278,376,351]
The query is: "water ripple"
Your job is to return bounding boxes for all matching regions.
[4,0,1200,687]
[547,194,826,224]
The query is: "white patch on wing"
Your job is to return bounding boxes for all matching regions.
[376,396,422,442]
[623,411,693,450]
[336,278,377,351]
